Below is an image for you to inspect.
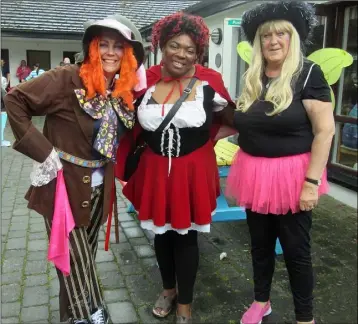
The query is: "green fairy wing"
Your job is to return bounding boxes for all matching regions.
[307,48,353,108]
[236,41,253,64]
[307,48,353,85]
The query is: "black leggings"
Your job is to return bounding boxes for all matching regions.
[154,230,199,304]
[246,209,314,322]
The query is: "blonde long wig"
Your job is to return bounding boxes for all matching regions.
[237,20,304,116]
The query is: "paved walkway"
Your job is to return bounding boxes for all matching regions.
[1,117,357,323]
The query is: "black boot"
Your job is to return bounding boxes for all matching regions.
[69,318,92,324]
[91,307,109,324]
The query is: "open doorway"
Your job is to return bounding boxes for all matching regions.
[1,49,10,70]
[63,51,78,64]
[26,50,51,71]
[1,49,10,90]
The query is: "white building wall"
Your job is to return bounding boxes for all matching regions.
[204,15,224,75]
[204,1,266,99]
[2,37,82,87]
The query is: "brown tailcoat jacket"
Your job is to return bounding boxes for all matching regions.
[4,65,114,227]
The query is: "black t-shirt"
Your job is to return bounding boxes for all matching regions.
[233,61,331,157]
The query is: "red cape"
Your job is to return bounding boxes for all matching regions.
[115,64,233,180]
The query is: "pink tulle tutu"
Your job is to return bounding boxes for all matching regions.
[226,149,329,215]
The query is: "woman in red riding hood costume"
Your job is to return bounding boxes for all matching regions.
[115,12,236,324]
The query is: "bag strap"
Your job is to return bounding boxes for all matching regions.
[156,77,198,134]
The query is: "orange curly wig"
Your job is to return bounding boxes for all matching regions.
[79,37,138,110]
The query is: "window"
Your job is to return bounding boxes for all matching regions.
[332,5,358,171]
[62,51,78,64]
[332,121,358,170]
[336,6,357,117]
[26,50,51,71]
[305,15,327,56]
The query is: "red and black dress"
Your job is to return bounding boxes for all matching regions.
[116,64,233,234]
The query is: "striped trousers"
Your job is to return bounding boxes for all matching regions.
[45,185,105,322]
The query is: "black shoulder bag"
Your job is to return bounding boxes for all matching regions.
[123,77,198,181]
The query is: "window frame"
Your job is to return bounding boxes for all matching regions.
[315,1,358,181]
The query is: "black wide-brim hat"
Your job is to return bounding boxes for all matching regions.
[241,1,317,44]
[81,17,145,69]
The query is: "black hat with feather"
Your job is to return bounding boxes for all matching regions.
[241,1,317,45]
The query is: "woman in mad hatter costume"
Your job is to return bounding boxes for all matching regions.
[4,15,146,324]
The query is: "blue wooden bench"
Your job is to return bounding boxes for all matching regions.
[127,139,283,255]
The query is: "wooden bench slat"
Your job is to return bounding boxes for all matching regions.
[215,139,239,166]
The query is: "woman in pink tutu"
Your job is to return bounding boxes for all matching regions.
[225,2,335,324]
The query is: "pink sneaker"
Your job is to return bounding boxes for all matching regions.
[240,301,272,324]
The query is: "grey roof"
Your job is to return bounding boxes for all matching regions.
[1,0,201,36]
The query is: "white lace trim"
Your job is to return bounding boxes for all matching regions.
[175,126,181,157]
[30,148,63,187]
[167,128,174,175]
[140,220,211,235]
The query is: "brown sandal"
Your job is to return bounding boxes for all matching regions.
[152,293,177,318]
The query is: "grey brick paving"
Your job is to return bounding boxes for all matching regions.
[138,305,162,324]
[50,297,60,312]
[9,222,28,231]
[25,274,48,287]
[13,208,30,216]
[25,259,48,275]
[134,245,155,258]
[1,271,23,285]
[120,221,139,228]
[107,302,138,323]
[28,239,47,251]
[118,213,134,222]
[1,302,21,318]
[2,212,12,219]
[103,289,130,303]
[49,278,60,298]
[21,305,49,323]
[96,261,118,273]
[27,250,47,261]
[128,237,150,246]
[7,230,27,239]
[1,283,21,303]
[123,227,145,239]
[6,237,27,250]
[96,249,115,263]
[1,117,357,324]
[2,257,25,273]
[1,317,20,323]
[23,286,49,307]
[99,271,126,290]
